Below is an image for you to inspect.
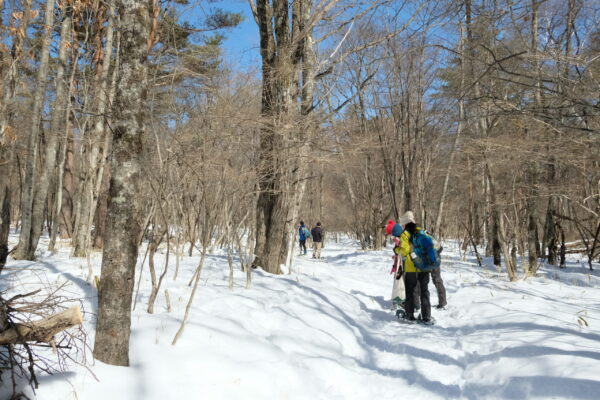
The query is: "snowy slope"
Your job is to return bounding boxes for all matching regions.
[1,234,599,400]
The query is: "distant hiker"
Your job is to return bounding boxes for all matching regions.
[398,211,434,324]
[298,221,310,255]
[311,222,323,259]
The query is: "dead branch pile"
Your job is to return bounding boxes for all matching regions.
[0,287,88,399]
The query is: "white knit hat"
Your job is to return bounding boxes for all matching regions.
[398,211,415,226]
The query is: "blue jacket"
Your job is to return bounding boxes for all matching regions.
[299,225,307,241]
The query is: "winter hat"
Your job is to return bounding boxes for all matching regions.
[398,211,415,226]
[386,219,404,237]
[391,223,403,237]
[385,220,395,235]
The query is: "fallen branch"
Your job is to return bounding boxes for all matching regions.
[0,306,83,345]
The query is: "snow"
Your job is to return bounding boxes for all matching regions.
[2,234,600,399]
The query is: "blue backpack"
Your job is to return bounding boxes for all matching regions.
[302,227,311,239]
[410,230,442,272]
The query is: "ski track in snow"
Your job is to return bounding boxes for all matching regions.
[1,234,600,400]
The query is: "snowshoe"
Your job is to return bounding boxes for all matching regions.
[417,314,436,326]
[399,314,417,324]
[391,296,404,311]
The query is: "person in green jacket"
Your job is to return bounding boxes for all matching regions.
[398,211,433,324]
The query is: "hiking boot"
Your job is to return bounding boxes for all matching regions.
[435,304,446,310]
[401,315,417,324]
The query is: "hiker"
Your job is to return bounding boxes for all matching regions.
[391,237,406,311]
[298,221,309,256]
[430,254,447,309]
[398,211,434,324]
[385,220,406,311]
[408,224,447,310]
[311,222,323,259]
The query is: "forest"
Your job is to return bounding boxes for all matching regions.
[0,0,599,399]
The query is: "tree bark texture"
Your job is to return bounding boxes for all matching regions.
[93,0,149,367]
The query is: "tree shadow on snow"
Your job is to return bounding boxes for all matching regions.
[463,375,600,400]
[334,286,600,399]
[441,320,600,347]
[474,344,600,363]
[40,260,98,314]
[325,252,375,265]
[282,279,467,397]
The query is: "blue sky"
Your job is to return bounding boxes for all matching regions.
[183,0,260,71]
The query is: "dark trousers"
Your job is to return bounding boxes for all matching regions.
[404,272,431,321]
[431,267,447,307]
[299,240,307,254]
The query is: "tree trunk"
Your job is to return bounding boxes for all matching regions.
[0,188,10,273]
[525,0,542,273]
[147,227,169,314]
[251,0,309,274]
[485,166,514,279]
[73,4,116,257]
[93,0,149,366]
[92,166,111,248]
[48,61,75,251]
[59,128,76,238]
[0,0,33,268]
[526,196,539,273]
[13,0,56,260]
[284,0,315,271]
[27,4,72,258]
[435,23,465,235]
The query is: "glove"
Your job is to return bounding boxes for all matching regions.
[390,265,397,275]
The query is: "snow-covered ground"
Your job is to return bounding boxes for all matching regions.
[2,234,600,400]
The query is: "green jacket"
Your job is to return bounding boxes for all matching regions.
[399,227,424,273]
